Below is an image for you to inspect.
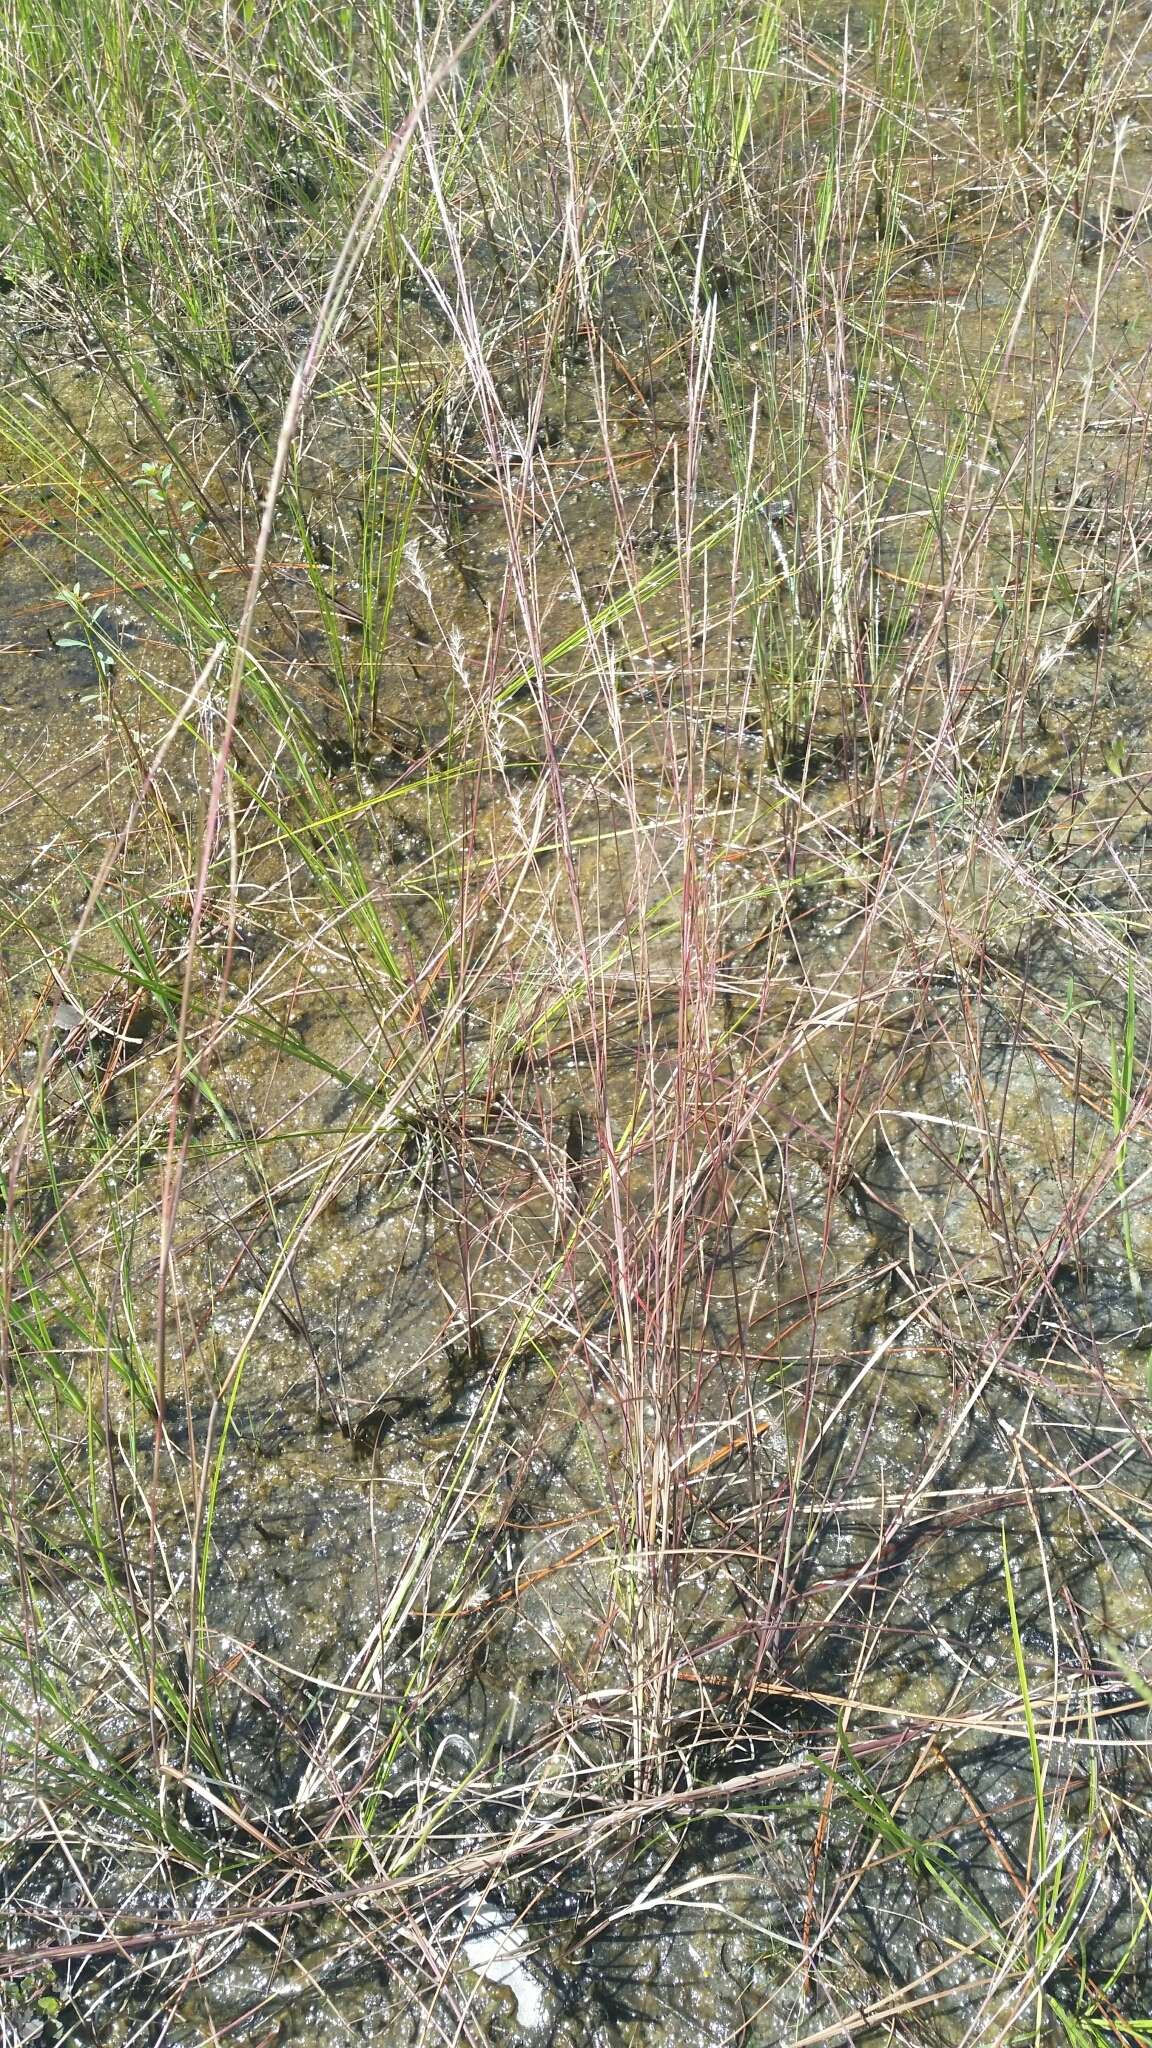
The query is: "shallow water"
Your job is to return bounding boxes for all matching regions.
[4,9,1152,2045]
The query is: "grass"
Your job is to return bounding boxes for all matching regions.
[2,0,1152,2041]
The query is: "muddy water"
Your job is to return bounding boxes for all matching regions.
[5,43,1152,2048]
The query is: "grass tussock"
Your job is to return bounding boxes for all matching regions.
[2,0,1152,2041]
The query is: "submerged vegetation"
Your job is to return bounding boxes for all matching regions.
[3,0,1152,2039]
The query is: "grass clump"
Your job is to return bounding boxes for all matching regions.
[2,0,1152,2042]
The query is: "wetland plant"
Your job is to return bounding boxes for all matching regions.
[2,0,1152,2043]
